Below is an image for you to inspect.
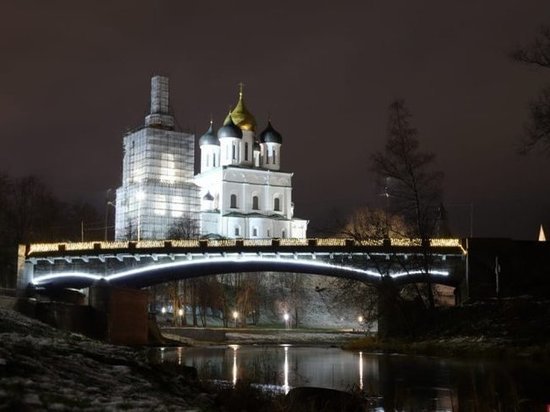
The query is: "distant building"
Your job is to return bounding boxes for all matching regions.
[114,76,199,240]
[194,86,308,239]
[114,77,308,240]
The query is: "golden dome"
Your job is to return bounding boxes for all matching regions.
[225,84,256,131]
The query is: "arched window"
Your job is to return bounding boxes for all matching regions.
[252,195,259,210]
[274,197,280,211]
[282,229,286,238]
[235,227,240,237]
[252,227,258,237]
[230,194,237,209]
[232,144,236,160]
[273,149,276,164]
[245,142,249,161]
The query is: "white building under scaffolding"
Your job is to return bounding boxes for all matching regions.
[114,76,199,240]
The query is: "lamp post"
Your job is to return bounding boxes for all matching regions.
[136,191,145,241]
[232,310,239,328]
[104,200,115,241]
[283,312,290,329]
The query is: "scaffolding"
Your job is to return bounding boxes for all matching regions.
[115,76,199,240]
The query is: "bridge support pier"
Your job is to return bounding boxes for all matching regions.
[89,282,149,345]
[377,277,402,339]
[16,245,33,297]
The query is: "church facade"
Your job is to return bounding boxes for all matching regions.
[114,76,308,240]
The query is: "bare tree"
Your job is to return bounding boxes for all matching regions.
[7,175,64,244]
[341,207,408,240]
[511,25,550,154]
[166,215,199,239]
[371,99,443,309]
[165,214,200,325]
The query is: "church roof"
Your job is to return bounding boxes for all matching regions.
[225,84,257,132]
[198,121,220,146]
[223,211,289,220]
[218,114,243,139]
[260,121,283,144]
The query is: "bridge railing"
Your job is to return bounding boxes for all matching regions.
[26,238,465,256]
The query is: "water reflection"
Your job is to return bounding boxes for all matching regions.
[153,345,550,410]
[229,344,238,386]
[282,345,289,394]
[359,351,363,390]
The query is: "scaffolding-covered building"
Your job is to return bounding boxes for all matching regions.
[114,76,199,240]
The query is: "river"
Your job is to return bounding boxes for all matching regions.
[152,344,550,410]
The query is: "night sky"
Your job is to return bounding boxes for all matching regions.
[2,1,550,239]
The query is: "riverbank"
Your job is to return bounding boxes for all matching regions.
[344,297,550,360]
[0,308,210,410]
[162,326,364,346]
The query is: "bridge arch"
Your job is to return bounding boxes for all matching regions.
[31,256,454,290]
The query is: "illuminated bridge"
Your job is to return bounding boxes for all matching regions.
[19,238,467,291]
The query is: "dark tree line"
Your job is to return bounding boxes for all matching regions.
[0,173,101,288]
[512,25,550,154]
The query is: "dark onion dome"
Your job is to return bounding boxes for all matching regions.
[217,113,243,139]
[259,121,283,144]
[253,141,261,152]
[198,121,220,146]
[203,191,214,201]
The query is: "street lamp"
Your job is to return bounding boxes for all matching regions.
[161,306,166,314]
[136,191,145,241]
[104,200,116,241]
[283,312,290,329]
[232,310,239,328]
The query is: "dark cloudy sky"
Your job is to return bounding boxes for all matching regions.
[1,1,550,239]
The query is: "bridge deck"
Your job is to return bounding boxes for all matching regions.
[25,238,466,259]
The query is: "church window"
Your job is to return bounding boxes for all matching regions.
[267,229,271,237]
[245,142,249,161]
[253,227,258,237]
[230,194,237,209]
[235,227,240,236]
[273,149,276,164]
[213,153,216,166]
[266,150,269,165]
[274,197,280,211]
[232,144,236,160]
[252,195,259,210]
[282,230,286,238]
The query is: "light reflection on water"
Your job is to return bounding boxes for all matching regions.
[152,345,550,410]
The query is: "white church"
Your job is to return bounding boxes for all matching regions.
[115,76,308,240]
